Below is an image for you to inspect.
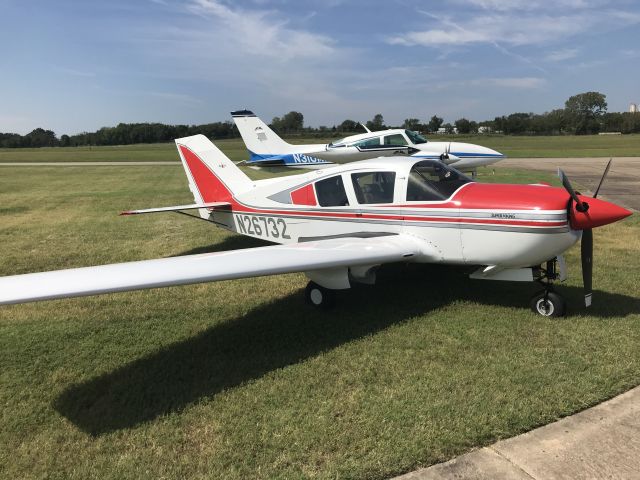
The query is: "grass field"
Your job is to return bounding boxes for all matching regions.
[1,133,639,163]
[0,164,639,479]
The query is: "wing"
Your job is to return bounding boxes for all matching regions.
[0,236,421,305]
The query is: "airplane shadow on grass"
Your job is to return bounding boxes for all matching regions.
[53,259,640,436]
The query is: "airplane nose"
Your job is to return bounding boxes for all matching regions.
[483,146,504,158]
[570,195,632,230]
[449,143,505,160]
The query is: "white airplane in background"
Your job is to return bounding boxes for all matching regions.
[231,110,505,172]
[0,135,631,317]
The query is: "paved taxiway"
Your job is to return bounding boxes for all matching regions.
[498,157,640,211]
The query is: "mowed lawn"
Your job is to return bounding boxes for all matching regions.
[0,164,639,479]
[1,133,639,164]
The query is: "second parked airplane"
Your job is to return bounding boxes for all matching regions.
[232,110,505,172]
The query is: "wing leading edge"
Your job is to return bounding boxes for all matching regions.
[0,236,420,306]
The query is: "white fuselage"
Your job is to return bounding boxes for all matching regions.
[213,157,578,270]
[250,131,504,170]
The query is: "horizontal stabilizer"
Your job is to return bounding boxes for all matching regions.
[0,235,421,305]
[120,202,231,215]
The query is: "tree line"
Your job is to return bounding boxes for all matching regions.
[0,122,239,148]
[397,92,640,135]
[2,91,639,148]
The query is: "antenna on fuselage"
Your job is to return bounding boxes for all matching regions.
[359,122,372,133]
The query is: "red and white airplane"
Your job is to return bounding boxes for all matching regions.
[0,135,631,316]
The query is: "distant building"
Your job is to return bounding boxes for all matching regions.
[630,103,638,113]
[478,126,492,134]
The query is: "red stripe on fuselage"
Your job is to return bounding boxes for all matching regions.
[226,203,565,228]
[209,179,568,229]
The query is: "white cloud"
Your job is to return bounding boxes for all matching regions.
[55,67,97,78]
[187,0,335,61]
[546,48,579,61]
[431,77,547,91]
[457,0,606,11]
[477,77,546,88]
[388,8,640,48]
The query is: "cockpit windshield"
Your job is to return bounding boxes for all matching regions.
[406,160,473,201]
[328,138,347,148]
[405,130,428,145]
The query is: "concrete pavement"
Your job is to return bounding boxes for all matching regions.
[394,385,640,479]
[497,157,640,211]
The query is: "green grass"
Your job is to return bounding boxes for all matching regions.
[1,133,639,163]
[0,165,638,479]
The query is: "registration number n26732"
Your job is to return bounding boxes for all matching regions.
[234,215,291,239]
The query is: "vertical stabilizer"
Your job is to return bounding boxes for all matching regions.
[175,135,252,217]
[231,110,293,156]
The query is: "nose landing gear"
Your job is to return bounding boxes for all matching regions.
[530,259,567,317]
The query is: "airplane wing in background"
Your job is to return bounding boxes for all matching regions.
[0,235,421,306]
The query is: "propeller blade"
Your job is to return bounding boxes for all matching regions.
[558,168,588,212]
[581,228,593,307]
[593,159,612,198]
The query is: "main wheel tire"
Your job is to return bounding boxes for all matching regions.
[304,282,336,310]
[530,291,566,317]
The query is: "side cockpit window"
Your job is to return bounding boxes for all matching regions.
[351,172,396,204]
[406,161,472,201]
[383,134,407,146]
[315,175,349,207]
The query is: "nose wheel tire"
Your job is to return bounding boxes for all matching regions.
[305,281,336,310]
[530,291,566,317]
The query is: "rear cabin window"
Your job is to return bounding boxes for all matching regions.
[383,134,407,146]
[315,175,349,207]
[351,172,396,204]
[406,161,472,201]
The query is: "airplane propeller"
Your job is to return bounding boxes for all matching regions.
[558,159,612,307]
[439,143,460,164]
[440,142,451,162]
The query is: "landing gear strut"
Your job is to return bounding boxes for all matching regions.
[305,281,336,310]
[530,259,566,317]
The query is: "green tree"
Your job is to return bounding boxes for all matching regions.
[427,115,444,133]
[402,118,421,130]
[24,128,58,147]
[564,91,607,134]
[454,118,472,134]
[339,119,358,132]
[271,111,304,133]
[366,114,385,131]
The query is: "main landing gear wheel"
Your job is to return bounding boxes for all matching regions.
[305,281,336,310]
[530,290,566,317]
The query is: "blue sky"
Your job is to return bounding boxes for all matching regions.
[1,0,639,135]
